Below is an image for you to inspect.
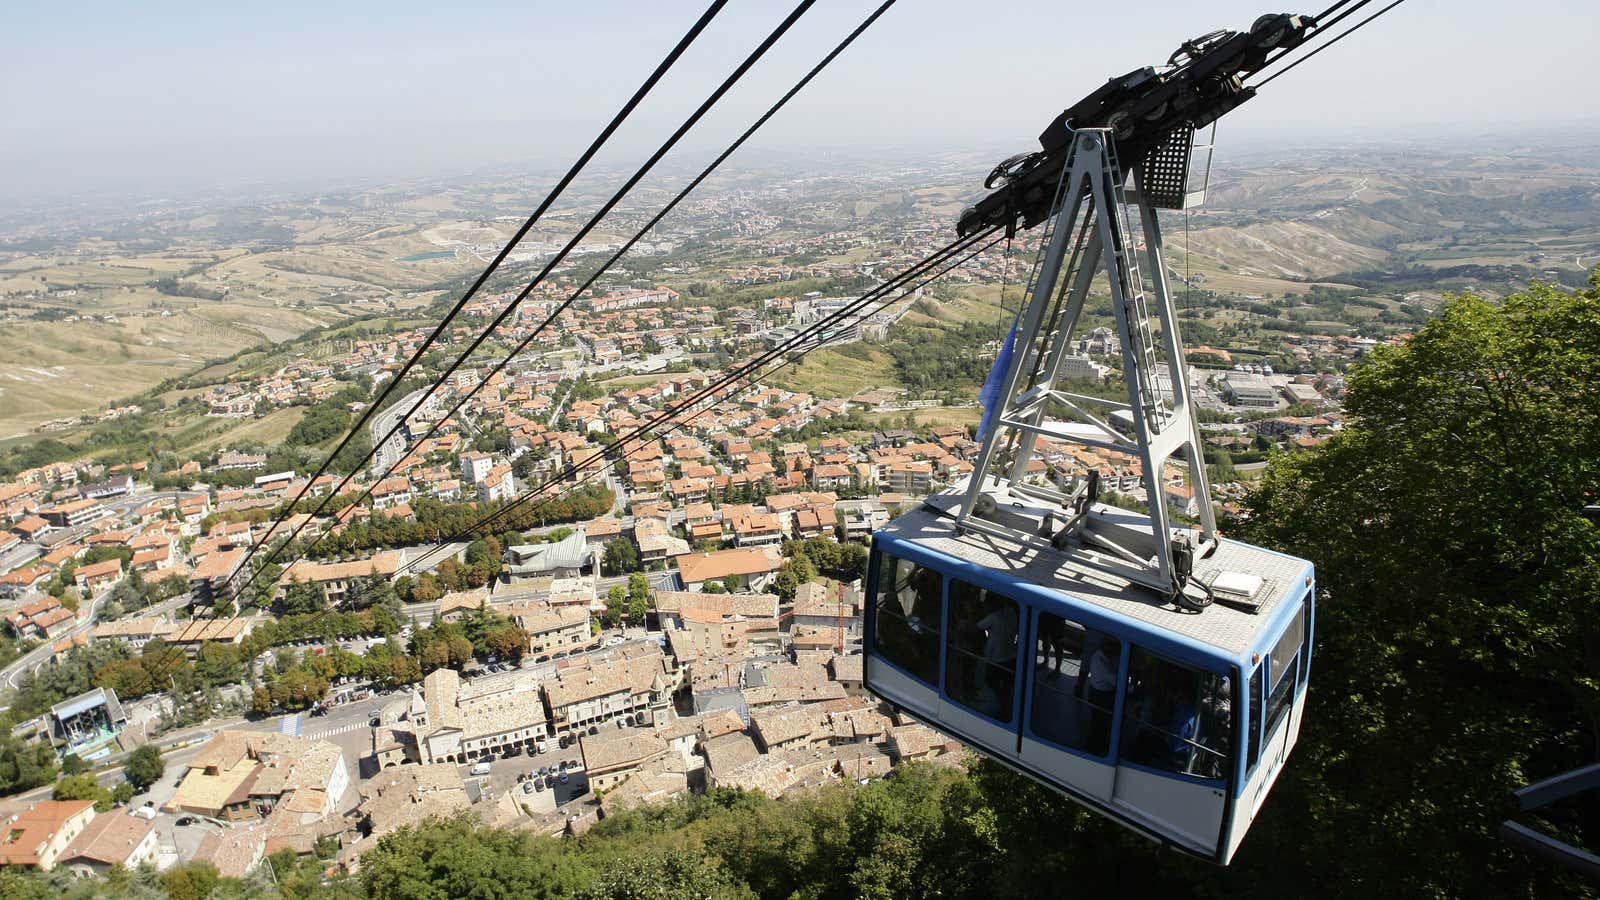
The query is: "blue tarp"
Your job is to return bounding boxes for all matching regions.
[978,313,1021,442]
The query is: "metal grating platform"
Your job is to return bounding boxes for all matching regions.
[1139,126,1194,210]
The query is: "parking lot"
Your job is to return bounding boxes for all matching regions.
[466,729,593,808]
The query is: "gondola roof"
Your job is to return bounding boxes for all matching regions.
[878,489,1308,658]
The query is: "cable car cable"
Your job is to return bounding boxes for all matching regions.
[1253,0,1411,88]
[242,0,822,583]
[222,0,730,588]
[161,0,820,684]
[389,231,1000,575]
[257,0,898,592]
[241,5,934,659]
[1311,0,1360,20]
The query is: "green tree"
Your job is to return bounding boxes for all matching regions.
[280,577,324,616]
[59,753,89,776]
[52,773,113,811]
[627,572,651,624]
[1229,280,1600,896]
[124,744,165,792]
[772,567,800,602]
[0,733,59,795]
[578,849,755,900]
[627,572,650,606]
[605,584,626,628]
[360,816,584,899]
[160,861,222,900]
[602,538,641,576]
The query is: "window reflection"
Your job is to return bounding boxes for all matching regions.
[1120,647,1232,780]
[1029,612,1120,756]
[873,554,942,686]
[945,580,1018,721]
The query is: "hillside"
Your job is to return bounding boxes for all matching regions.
[4,142,1597,442]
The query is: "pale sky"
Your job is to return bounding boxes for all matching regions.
[2,0,1595,201]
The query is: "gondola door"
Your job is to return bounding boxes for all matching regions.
[1018,609,1121,805]
[936,578,1026,765]
[1110,647,1234,858]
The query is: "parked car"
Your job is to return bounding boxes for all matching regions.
[175,816,196,826]
[559,772,569,784]
[469,761,492,777]
[522,781,535,794]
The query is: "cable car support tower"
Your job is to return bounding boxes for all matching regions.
[955,124,1222,607]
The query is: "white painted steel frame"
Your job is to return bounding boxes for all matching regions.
[956,128,1217,596]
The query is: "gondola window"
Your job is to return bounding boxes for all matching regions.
[945,579,1019,721]
[1029,613,1121,756]
[1121,648,1233,780]
[873,554,942,686]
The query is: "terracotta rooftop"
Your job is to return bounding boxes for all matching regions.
[59,810,154,866]
[672,548,783,584]
[0,799,95,867]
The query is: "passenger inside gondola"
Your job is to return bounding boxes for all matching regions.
[945,580,1018,720]
[1121,648,1232,779]
[873,555,943,685]
[1029,613,1120,756]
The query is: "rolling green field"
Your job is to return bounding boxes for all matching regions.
[771,345,903,398]
[161,407,305,454]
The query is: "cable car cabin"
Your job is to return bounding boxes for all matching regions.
[864,493,1313,865]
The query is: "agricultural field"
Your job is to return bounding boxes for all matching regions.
[1,138,1596,444]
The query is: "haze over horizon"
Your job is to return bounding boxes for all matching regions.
[3,0,1594,204]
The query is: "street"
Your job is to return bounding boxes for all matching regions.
[1,488,204,690]
[369,387,431,477]
[1,588,191,690]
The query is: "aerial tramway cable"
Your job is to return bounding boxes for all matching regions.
[391,229,1001,576]
[223,0,730,588]
[223,0,903,657]
[156,1,825,681]
[267,0,901,585]
[258,0,898,595]
[242,0,822,584]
